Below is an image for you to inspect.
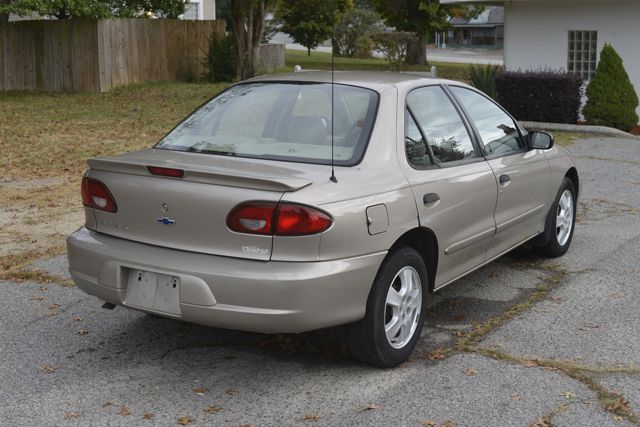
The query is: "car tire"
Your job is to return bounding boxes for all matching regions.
[534,177,577,258]
[346,247,428,367]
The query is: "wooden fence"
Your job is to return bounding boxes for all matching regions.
[0,19,225,92]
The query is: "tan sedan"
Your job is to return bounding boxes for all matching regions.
[67,72,579,367]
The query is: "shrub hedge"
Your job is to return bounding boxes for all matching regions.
[583,43,639,131]
[495,70,583,124]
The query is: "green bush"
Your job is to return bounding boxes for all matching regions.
[371,32,416,72]
[332,7,381,58]
[205,32,236,83]
[583,43,639,131]
[466,63,504,100]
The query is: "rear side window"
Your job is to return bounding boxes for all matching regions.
[406,86,477,164]
[155,83,378,166]
[449,86,525,156]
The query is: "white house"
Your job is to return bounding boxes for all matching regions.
[443,0,640,117]
[182,0,216,20]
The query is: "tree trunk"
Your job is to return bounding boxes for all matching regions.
[307,47,311,56]
[406,32,427,66]
[231,0,268,81]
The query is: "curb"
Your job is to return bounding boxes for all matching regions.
[521,121,639,139]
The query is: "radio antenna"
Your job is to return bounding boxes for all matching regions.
[329,27,338,183]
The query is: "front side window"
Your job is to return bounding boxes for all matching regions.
[406,86,477,164]
[568,30,597,81]
[450,86,524,156]
[156,83,378,166]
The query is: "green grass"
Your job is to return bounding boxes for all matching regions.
[284,49,469,81]
[553,132,584,147]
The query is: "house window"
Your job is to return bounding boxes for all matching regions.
[568,30,597,81]
[183,2,200,20]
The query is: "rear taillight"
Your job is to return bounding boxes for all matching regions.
[81,177,117,213]
[227,202,277,235]
[227,202,332,236]
[275,203,333,235]
[147,166,184,178]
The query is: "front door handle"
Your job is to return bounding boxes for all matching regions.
[499,174,511,185]
[423,193,440,205]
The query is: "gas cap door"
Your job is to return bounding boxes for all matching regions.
[366,204,389,235]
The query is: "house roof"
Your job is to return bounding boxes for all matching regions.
[450,6,504,27]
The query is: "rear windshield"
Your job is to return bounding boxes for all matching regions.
[155,82,379,166]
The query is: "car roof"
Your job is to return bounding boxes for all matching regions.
[247,71,468,93]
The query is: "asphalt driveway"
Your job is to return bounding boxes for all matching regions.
[1,135,639,426]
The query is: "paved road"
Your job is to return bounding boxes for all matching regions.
[1,135,639,426]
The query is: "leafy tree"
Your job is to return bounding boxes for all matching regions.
[0,0,185,20]
[583,43,639,131]
[332,7,381,58]
[371,0,481,65]
[277,0,352,56]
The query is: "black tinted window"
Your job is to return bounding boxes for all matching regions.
[406,86,476,164]
[450,87,525,156]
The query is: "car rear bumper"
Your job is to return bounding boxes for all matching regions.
[66,227,385,333]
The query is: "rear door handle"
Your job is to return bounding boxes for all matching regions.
[423,193,440,205]
[499,174,511,185]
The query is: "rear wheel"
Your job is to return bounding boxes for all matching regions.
[534,177,577,258]
[346,247,428,367]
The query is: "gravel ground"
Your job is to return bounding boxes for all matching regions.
[1,135,639,426]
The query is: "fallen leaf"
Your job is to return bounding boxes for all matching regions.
[613,415,624,421]
[543,366,558,372]
[73,317,83,322]
[63,412,82,419]
[226,388,237,396]
[47,311,60,317]
[512,395,523,401]
[606,397,631,413]
[452,331,467,337]
[612,292,624,299]
[76,329,89,336]
[143,412,154,420]
[489,271,499,279]
[42,364,58,374]
[421,420,437,426]
[361,403,380,411]
[117,405,130,416]
[31,296,44,301]
[177,416,194,425]
[193,386,208,395]
[522,360,538,368]
[463,368,478,376]
[102,402,113,408]
[440,420,457,427]
[453,314,465,321]
[428,350,446,361]
[48,303,61,310]
[548,297,563,304]
[302,414,320,421]
[560,391,576,399]
[531,418,552,427]
[204,405,223,414]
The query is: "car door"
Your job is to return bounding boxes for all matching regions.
[400,85,498,288]
[447,86,552,260]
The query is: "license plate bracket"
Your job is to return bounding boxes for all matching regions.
[126,269,181,315]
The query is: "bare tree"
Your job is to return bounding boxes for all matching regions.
[231,0,271,80]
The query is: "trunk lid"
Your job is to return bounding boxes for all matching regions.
[87,149,314,261]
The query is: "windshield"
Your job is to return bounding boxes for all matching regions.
[155,83,379,166]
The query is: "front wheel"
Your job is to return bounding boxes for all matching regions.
[346,247,428,367]
[534,177,577,258]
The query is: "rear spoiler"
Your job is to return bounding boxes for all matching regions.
[87,157,312,192]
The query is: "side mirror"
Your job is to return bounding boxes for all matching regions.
[529,131,554,150]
